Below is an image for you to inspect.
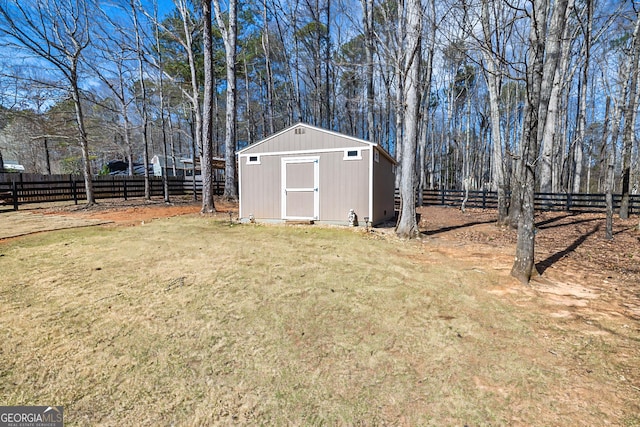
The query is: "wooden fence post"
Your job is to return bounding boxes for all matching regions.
[123,179,128,200]
[566,193,572,212]
[11,180,18,211]
[71,175,78,205]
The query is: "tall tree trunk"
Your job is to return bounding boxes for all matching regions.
[131,0,150,200]
[512,0,569,284]
[461,90,471,212]
[201,0,217,212]
[44,138,51,174]
[167,101,177,177]
[394,57,404,188]
[539,2,575,194]
[153,4,170,203]
[620,12,640,219]
[324,0,331,129]
[214,0,239,201]
[480,0,508,224]
[573,77,586,193]
[361,0,375,142]
[395,0,422,239]
[71,75,96,205]
[603,97,615,240]
[575,0,594,193]
[176,0,203,174]
[262,0,275,135]
[417,0,436,207]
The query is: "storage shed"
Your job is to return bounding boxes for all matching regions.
[238,123,396,225]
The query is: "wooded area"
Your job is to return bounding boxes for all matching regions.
[1,0,639,282]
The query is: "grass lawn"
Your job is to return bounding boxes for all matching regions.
[1,216,638,425]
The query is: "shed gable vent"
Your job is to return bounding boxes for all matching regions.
[294,127,305,135]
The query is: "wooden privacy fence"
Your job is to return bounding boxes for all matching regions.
[1,174,638,214]
[395,189,640,214]
[0,174,224,210]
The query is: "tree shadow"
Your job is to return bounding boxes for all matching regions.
[421,219,497,237]
[536,223,601,275]
[536,216,602,231]
[534,213,574,228]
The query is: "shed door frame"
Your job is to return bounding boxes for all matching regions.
[281,157,319,220]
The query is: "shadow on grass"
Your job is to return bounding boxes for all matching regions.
[536,223,601,275]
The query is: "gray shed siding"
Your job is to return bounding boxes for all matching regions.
[372,147,396,224]
[318,149,369,222]
[238,123,395,224]
[239,155,281,219]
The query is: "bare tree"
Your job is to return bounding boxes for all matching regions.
[395,0,422,239]
[619,9,640,220]
[511,0,570,284]
[262,0,275,135]
[201,0,217,212]
[213,0,239,201]
[603,96,615,240]
[152,3,171,203]
[130,0,152,200]
[0,0,95,203]
[361,0,375,142]
[479,0,512,225]
[173,0,203,193]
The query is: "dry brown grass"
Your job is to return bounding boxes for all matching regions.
[0,216,638,425]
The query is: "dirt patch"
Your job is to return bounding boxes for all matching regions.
[416,206,640,321]
[37,195,238,224]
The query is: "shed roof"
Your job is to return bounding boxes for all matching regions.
[237,122,396,164]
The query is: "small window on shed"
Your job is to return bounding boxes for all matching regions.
[343,149,362,160]
[247,155,260,165]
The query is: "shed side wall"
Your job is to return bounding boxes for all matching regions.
[372,148,396,224]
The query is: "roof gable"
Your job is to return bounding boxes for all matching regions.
[238,123,395,163]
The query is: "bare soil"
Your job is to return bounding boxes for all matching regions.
[415,206,640,322]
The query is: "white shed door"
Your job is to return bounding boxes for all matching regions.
[282,157,319,220]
